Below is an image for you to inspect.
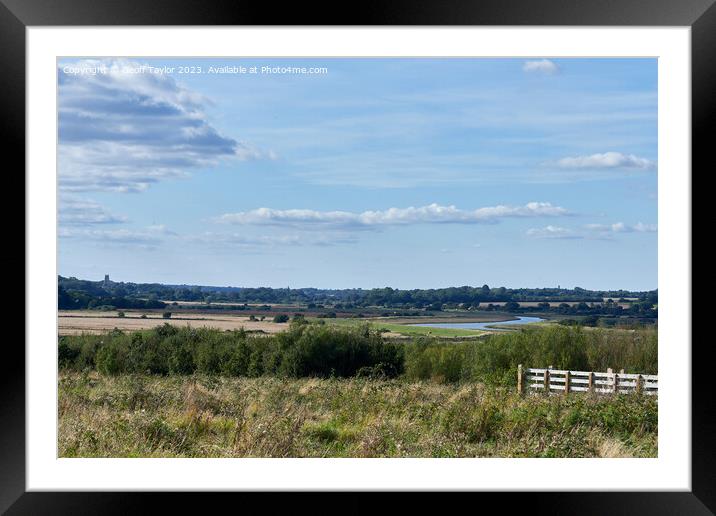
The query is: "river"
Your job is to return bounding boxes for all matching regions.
[410,316,544,331]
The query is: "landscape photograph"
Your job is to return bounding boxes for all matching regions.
[57,57,658,458]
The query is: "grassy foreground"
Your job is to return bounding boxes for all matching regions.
[59,372,657,458]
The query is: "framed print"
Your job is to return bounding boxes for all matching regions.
[6,0,711,512]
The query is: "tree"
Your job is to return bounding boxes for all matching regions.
[273,314,289,323]
[504,301,520,311]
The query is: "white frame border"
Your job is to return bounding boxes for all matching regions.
[27,26,690,491]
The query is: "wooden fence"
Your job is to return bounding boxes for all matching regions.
[518,365,658,396]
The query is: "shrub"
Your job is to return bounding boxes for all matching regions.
[95,337,128,375]
[57,324,656,384]
[166,335,196,375]
[162,312,172,319]
[58,338,80,369]
[404,326,656,385]
[273,314,289,323]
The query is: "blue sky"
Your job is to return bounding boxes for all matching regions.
[57,57,657,290]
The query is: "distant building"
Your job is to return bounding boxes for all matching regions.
[104,274,110,286]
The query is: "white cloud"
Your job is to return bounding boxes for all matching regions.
[58,58,270,193]
[526,226,581,239]
[58,223,178,247]
[523,59,559,74]
[146,224,178,236]
[528,221,657,240]
[216,202,570,229]
[556,152,655,170]
[59,196,127,225]
[59,227,163,245]
[585,222,658,234]
[187,232,357,248]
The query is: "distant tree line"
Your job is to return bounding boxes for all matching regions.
[58,276,656,311]
[58,285,165,310]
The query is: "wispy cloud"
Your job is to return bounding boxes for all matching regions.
[528,221,657,240]
[59,196,127,225]
[526,225,581,239]
[216,202,570,230]
[523,59,559,74]
[58,58,271,193]
[584,222,658,234]
[59,227,161,245]
[556,152,655,170]
[58,224,176,247]
[186,232,358,248]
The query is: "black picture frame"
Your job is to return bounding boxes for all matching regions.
[5,0,710,513]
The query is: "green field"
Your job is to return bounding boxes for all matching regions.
[316,317,487,337]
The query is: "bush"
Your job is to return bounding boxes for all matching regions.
[404,326,657,385]
[273,314,289,323]
[95,337,128,375]
[58,322,404,380]
[276,323,403,378]
[57,324,656,384]
[162,312,172,319]
[58,338,80,369]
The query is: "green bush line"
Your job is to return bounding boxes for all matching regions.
[59,322,404,379]
[405,325,657,385]
[58,322,657,385]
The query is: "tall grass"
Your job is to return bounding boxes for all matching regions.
[58,372,658,458]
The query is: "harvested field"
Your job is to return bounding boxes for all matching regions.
[58,310,287,335]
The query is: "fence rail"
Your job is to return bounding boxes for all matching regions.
[518,365,657,396]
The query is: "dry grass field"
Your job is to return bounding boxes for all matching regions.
[57,310,518,337]
[58,372,657,458]
[58,310,287,335]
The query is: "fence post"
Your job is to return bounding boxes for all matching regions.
[636,374,643,394]
[543,369,550,394]
[564,370,570,394]
[613,371,619,394]
[517,365,523,395]
[588,372,594,393]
